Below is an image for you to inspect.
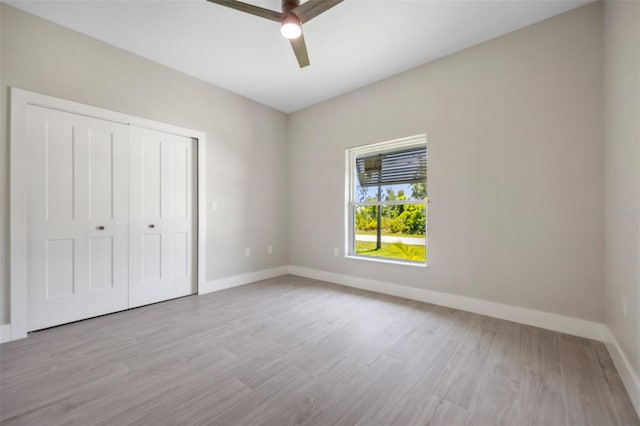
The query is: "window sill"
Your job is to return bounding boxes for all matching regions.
[345,255,427,268]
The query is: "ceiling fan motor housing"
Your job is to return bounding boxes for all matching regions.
[282,0,301,13]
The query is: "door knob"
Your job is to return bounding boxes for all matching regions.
[148,224,155,228]
[97,226,105,230]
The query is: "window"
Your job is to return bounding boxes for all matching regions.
[346,135,427,265]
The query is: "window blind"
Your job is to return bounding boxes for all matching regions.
[355,146,426,188]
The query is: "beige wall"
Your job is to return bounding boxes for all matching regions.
[288,3,604,321]
[0,4,290,324]
[0,3,4,325]
[0,3,613,329]
[604,0,640,377]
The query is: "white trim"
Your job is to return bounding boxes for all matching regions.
[346,134,428,156]
[0,324,12,344]
[287,265,606,341]
[9,87,207,341]
[10,88,30,341]
[199,266,290,295]
[604,327,640,417]
[345,255,427,268]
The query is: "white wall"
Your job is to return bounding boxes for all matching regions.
[0,4,289,325]
[604,0,640,382]
[288,3,604,322]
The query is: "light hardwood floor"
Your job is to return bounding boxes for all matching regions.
[1,275,638,426]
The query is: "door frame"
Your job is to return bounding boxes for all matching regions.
[9,87,207,341]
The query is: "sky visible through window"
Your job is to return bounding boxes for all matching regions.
[355,169,424,202]
[357,183,414,201]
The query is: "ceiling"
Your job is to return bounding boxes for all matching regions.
[7,0,592,113]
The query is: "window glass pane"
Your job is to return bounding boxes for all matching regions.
[353,204,427,263]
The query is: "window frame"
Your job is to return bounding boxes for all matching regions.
[345,134,428,267]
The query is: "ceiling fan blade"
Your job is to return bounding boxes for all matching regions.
[206,0,284,22]
[290,31,310,68]
[292,0,343,23]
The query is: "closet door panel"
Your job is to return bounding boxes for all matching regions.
[129,127,195,308]
[27,106,129,331]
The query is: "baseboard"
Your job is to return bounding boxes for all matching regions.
[199,266,290,295]
[287,265,606,341]
[0,324,12,343]
[604,327,640,417]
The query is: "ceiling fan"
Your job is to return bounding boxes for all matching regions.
[206,0,343,68]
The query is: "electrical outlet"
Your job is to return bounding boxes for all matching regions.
[334,248,339,257]
[267,245,273,254]
[623,296,628,320]
[244,248,251,258]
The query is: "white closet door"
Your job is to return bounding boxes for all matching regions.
[129,127,196,308]
[27,106,129,331]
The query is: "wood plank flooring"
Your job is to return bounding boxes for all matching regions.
[1,275,638,426]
